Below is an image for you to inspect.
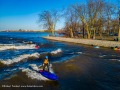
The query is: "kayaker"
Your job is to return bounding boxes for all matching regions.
[43,56,49,72]
[35,45,39,49]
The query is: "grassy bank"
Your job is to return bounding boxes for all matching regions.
[43,36,120,47]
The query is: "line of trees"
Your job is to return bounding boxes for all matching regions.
[38,0,120,41]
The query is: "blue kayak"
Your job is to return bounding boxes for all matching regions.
[39,70,58,81]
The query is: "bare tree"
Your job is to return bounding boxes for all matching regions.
[119,10,120,41]
[38,10,60,36]
[104,2,116,35]
[73,3,90,38]
[64,5,79,38]
[87,0,105,39]
[112,19,119,34]
[117,0,120,41]
[96,17,104,39]
[58,0,119,40]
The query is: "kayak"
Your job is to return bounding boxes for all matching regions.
[114,48,120,51]
[39,70,58,81]
[35,45,39,49]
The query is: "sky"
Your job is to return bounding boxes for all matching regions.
[0,0,117,31]
[0,0,86,31]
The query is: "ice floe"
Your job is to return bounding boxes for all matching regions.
[0,53,40,65]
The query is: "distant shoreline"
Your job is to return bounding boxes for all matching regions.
[43,36,120,47]
[0,31,45,32]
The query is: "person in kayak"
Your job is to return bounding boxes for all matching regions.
[43,56,49,72]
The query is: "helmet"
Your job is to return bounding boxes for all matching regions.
[45,56,48,59]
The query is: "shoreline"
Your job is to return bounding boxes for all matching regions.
[43,36,120,48]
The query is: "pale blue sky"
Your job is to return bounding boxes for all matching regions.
[0,0,86,31]
[0,0,117,31]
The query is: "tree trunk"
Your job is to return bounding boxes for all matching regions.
[83,23,85,38]
[118,27,120,41]
[86,24,91,39]
[51,24,55,36]
[70,28,74,38]
[52,29,55,36]
[99,26,103,39]
[93,28,96,39]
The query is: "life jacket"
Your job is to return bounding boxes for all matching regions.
[44,59,49,64]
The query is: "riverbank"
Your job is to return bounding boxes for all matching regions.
[43,36,120,47]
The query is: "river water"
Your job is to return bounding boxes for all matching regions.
[0,32,120,90]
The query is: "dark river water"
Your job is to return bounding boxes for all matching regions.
[0,32,120,90]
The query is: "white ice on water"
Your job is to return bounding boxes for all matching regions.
[0,53,40,65]
[0,44,37,51]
